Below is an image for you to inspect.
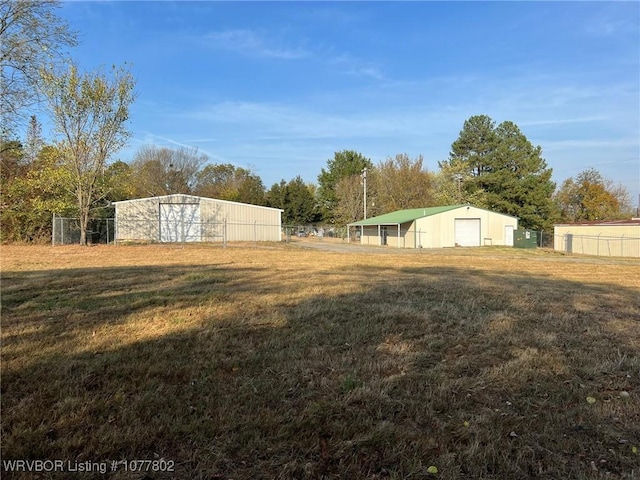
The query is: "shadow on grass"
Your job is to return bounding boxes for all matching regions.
[2,262,639,479]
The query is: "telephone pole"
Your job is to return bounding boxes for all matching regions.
[362,167,368,219]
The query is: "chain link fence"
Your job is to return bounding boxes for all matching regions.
[52,216,115,245]
[553,233,640,258]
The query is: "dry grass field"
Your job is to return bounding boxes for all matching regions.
[1,243,639,479]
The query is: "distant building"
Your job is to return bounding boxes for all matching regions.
[554,219,640,258]
[348,205,518,248]
[113,194,282,243]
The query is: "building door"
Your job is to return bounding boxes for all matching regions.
[159,203,201,242]
[380,226,388,246]
[454,218,480,247]
[505,225,514,247]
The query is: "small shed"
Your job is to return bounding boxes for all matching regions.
[113,194,283,243]
[554,219,640,258]
[348,205,518,248]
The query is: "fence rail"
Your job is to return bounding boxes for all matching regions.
[52,216,115,245]
[52,216,638,258]
[553,233,640,258]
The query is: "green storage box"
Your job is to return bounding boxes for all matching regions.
[514,229,538,248]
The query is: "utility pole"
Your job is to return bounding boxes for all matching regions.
[362,167,368,219]
[454,174,463,203]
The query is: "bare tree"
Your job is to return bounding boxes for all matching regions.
[131,145,207,196]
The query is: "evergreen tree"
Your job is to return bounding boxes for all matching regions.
[24,115,43,164]
[441,115,556,230]
[317,150,372,222]
[266,177,317,225]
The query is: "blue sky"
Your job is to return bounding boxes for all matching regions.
[57,1,639,203]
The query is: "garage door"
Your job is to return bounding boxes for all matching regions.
[159,203,201,242]
[454,218,480,247]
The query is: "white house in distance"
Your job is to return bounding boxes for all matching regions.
[113,194,283,243]
[348,205,519,248]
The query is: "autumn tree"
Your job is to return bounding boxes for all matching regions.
[373,153,433,213]
[194,163,265,205]
[441,115,556,230]
[554,169,631,222]
[0,0,77,137]
[0,144,76,242]
[41,62,136,245]
[334,174,365,225]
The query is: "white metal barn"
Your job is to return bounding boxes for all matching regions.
[349,205,519,248]
[113,194,283,243]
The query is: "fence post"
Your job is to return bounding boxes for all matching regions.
[223,218,227,248]
[52,214,55,246]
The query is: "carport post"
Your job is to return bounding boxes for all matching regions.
[397,224,400,248]
[378,225,381,246]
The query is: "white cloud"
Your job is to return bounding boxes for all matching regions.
[204,29,309,59]
[585,16,638,37]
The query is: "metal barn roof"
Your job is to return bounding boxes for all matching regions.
[112,194,283,212]
[349,205,465,226]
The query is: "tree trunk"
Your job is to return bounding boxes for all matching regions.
[79,209,89,246]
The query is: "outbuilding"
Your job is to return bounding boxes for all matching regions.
[554,219,640,258]
[113,194,283,243]
[348,205,518,248]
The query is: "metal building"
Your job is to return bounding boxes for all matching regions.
[554,220,640,258]
[113,194,283,243]
[348,205,518,248]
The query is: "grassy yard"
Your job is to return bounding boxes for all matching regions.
[1,243,639,479]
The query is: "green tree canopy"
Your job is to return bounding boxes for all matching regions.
[317,150,372,222]
[441,115,556,230]
[266,176,317,225]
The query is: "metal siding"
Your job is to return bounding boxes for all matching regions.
[554,224,640,257]
[115,197,161,242]
[357,206,518,249]
[159,203,201,242]
[115,195,282,243]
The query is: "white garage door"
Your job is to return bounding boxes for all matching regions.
[454,218,481,247]
[160,203,201,242]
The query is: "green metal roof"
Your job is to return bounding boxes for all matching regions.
[349,205,465,226]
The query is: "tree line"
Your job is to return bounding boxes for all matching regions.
[0,2,633,243]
